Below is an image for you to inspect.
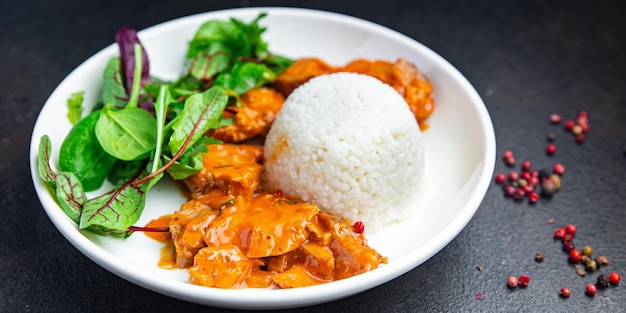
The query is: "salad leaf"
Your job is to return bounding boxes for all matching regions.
[168,86,228,155]
[213,61,276,95]
[79,170,161,231]
[101,57,128,109]
[95,105,157,161]
[115,27,152,96]
[38,135,86,223]
[58,110,117,191]
[66,91,84,125]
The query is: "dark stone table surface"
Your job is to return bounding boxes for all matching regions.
[1,0,625,312]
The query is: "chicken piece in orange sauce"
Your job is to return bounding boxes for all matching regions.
[144,143,387,289]
[275,57,435,129]
[211,87,286,143]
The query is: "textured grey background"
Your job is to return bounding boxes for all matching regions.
[1,0,625,312]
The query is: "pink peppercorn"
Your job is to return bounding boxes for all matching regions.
[521,160,532,171]
[505,156,516,166]
[503,150,514,159]
[528,193,540,204]
[507,276,518,288]
[564,120,575,131]
[554,228,566,239]
[352,221,365,233]
[553,163,565,175]
[585,283,597,296]
[565,224,577,235]
[508,171,519,182]
[546,144,557,155]
[569,249,582,263]
[513,188,526,201]
[560,287,571,298]
[518,275,530,287]
[549,113,562,124]
[504,185,516,197]
[495,173,506,184]
[609,272,621,284]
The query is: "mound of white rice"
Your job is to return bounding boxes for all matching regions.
[263,72,425,231]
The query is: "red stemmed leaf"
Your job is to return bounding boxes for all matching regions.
[79,170,161,231]
[37,135,85,223]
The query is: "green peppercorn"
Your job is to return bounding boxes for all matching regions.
[597,274,610,288]
[581,246,593,257]
[586,259,597,272]
[596,255,609,266]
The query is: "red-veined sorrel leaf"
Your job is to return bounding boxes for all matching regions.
[168,85,228,155]
[37,135,85,223]
[78,171,162,231]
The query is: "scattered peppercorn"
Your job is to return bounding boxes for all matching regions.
[505,156,516,166]
[477,265,484,272]
[535,252,545,262]
[595,255,609,266]
[548,218,555,224]
[521,160,532,171]
[597,274,611,288]
[553,163,565,175]
[609,272,621,284]
[541,180,558,196]
[507,276,518,288]
[546,144,557,155]
[585,259,597,272]
[518,275,530,287]
[569,249,582,263]
[475,293,482,300]
[528,192,540,204]
[549,174,562,189]
[585,283,597,296]
[575,264,587,277]
[581,255,591,264]
[563,242,576,252]
[352,221,365,233]
[564,224,577,235]
[554,228,566,239]
[550,113,562,124]
[581,246,593,257]
[547,132,556,142]
[560,287,571,298]
[495,173,506,184]
[564,120,575,131]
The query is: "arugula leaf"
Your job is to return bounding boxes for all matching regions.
[66,91,84,125]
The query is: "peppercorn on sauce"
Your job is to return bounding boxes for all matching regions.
[143,56,437,288]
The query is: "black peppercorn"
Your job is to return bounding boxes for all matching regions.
[538,169,551,179]
[597,274,610,288]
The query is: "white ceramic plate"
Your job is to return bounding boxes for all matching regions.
[30,7,495,310]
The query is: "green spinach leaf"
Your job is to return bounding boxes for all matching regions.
[59,111,117,191]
